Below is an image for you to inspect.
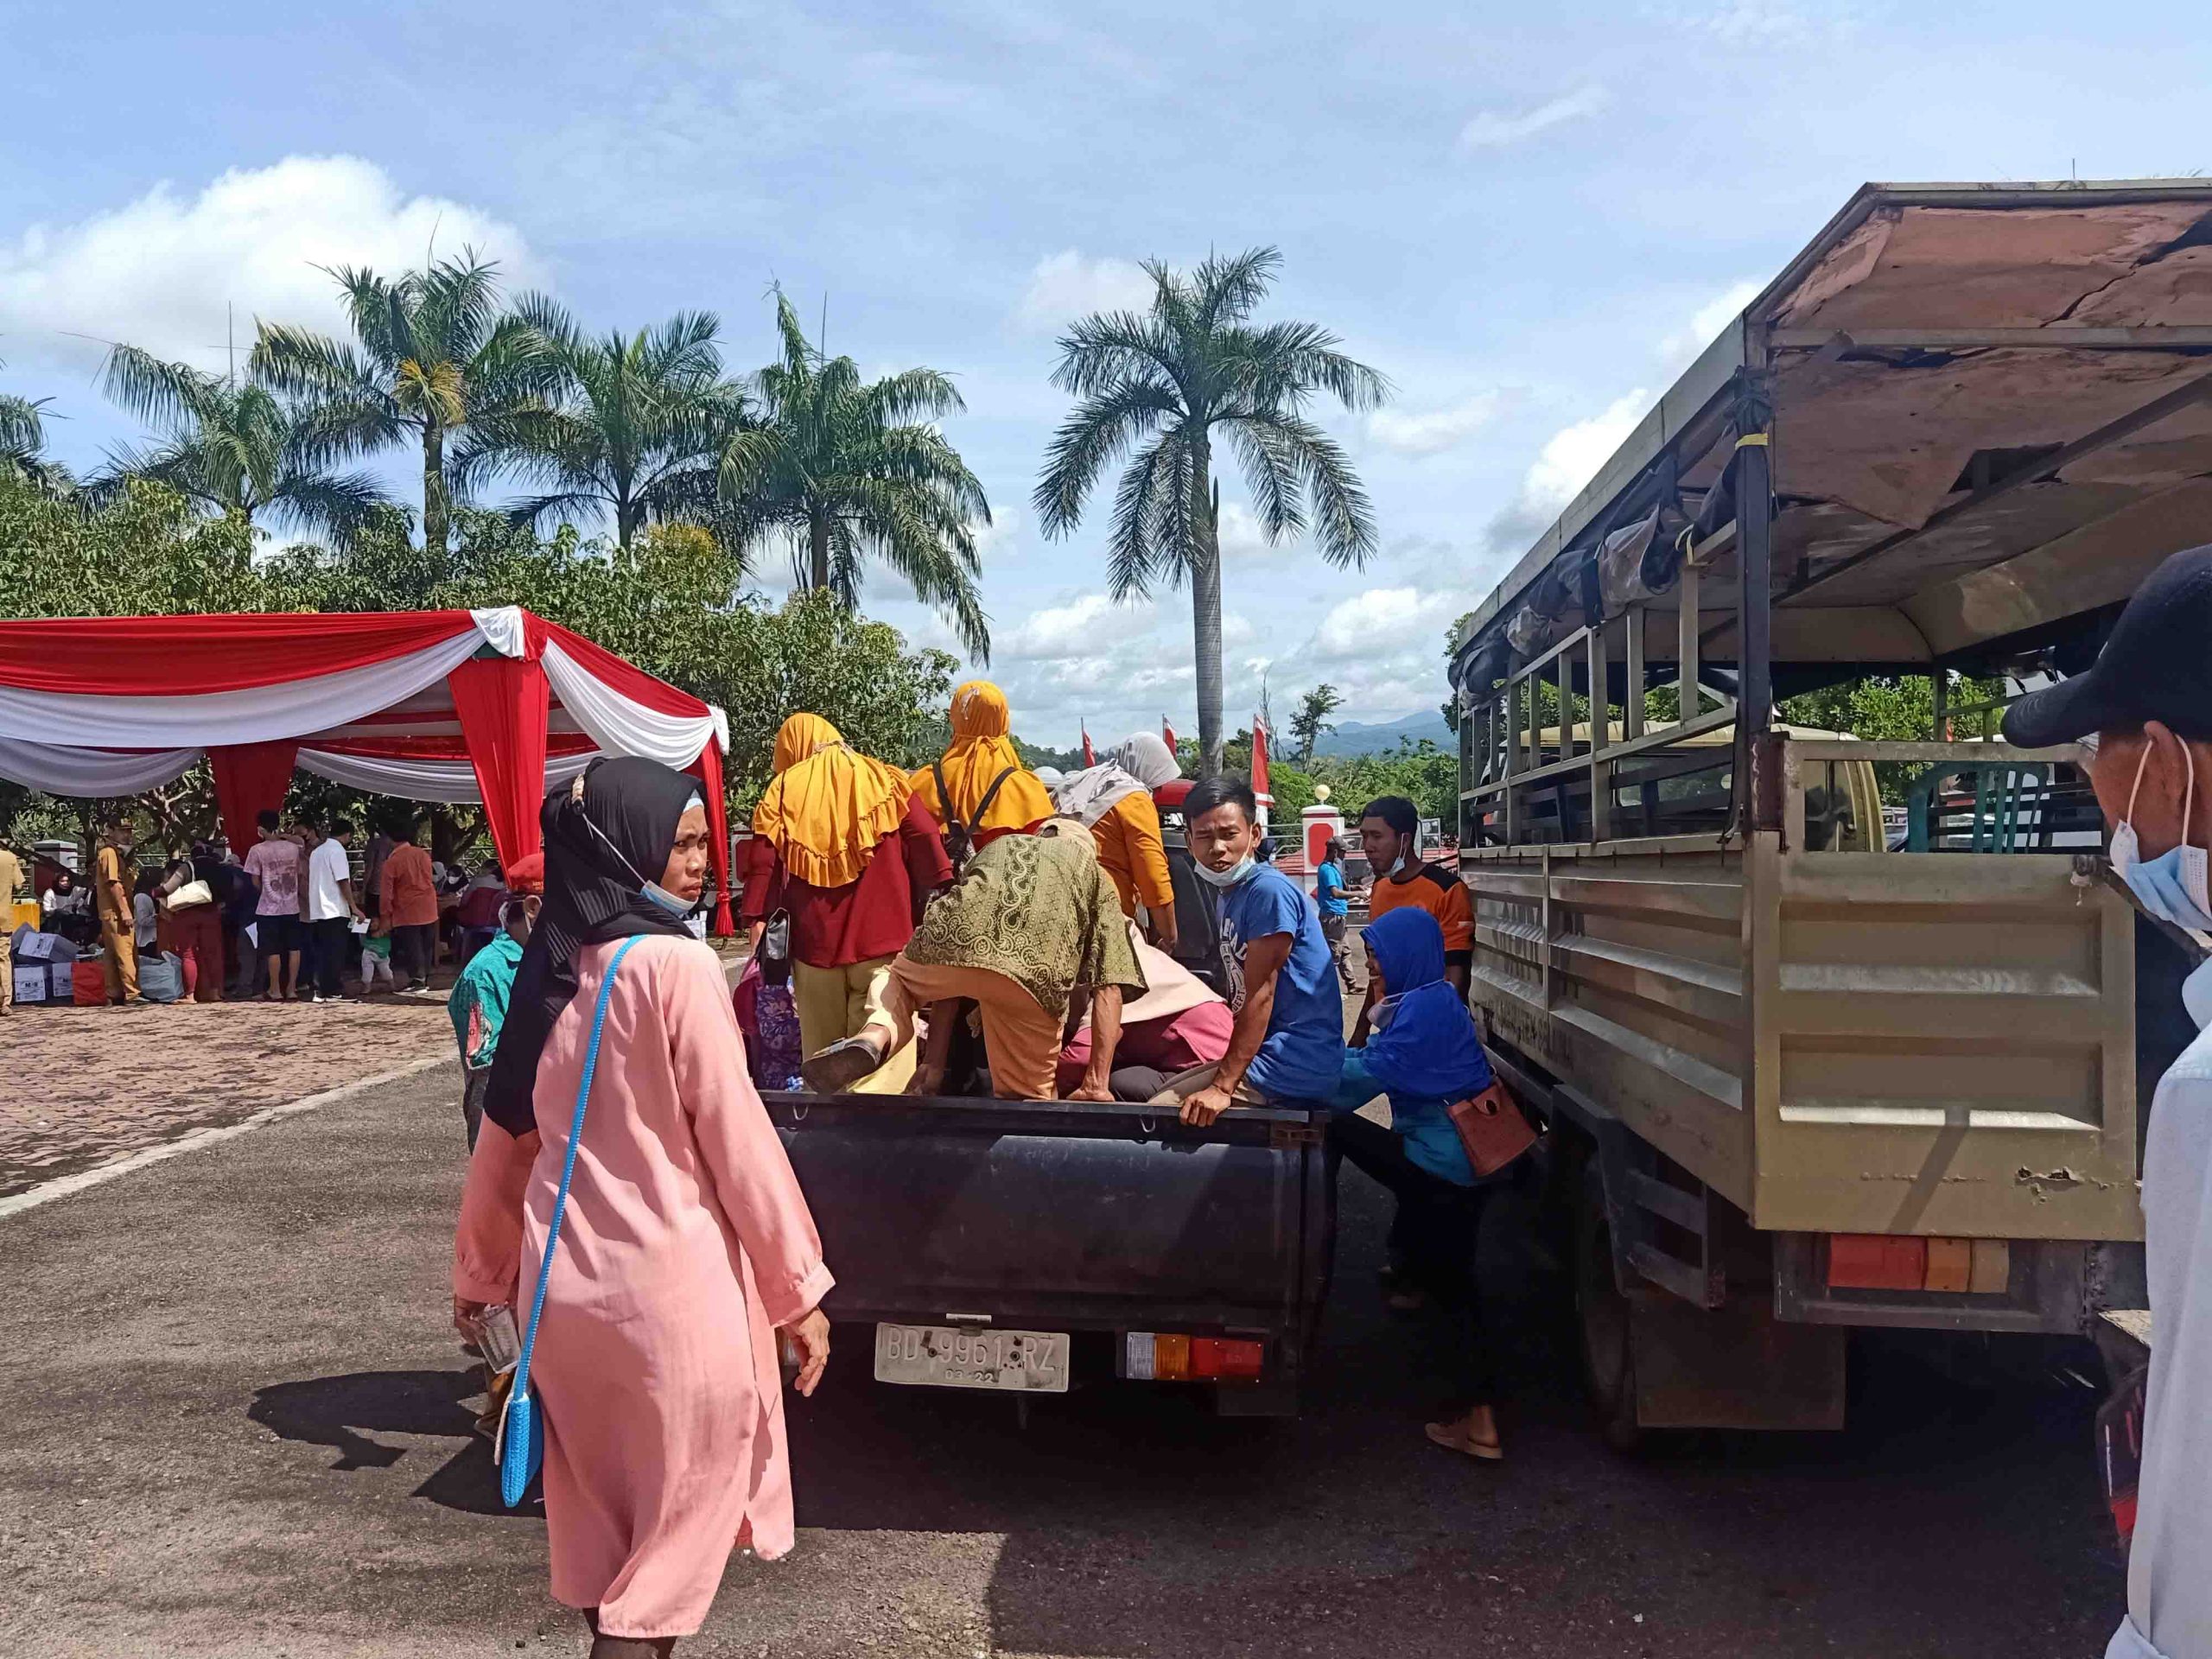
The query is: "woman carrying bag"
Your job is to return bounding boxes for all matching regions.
[1330,906,1535,1465]
[452,759,833,1658]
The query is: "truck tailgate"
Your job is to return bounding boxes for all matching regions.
[766,1094,1332,1335]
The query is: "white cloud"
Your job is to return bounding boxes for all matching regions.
[1658,278,1763,368]
[969,506,1024,563]
[1218,500,1295,560]
[1309,587,1462,664]
[998,592,1158,661]
[1651,0,1855,46]
[1523,391,1652,515]
[1456,86,1609,151]
[1485,389,1651,553]
[1013,250,1154,334]
[0,156,537,376]
[1367,391,1510,457]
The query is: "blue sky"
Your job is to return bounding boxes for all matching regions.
[4,1,2207,748]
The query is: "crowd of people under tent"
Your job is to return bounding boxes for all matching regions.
[3,809,538,1013]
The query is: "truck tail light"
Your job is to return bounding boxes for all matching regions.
[1123,1332,1263,1381]
[1191,1338,1265,1380]
[1827,1235,2011,1294]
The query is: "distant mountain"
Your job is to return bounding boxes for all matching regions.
[1307,712,1452,759]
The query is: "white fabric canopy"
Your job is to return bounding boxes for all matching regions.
[0,740,202,795]
[296,746,598,803]
[0,631,486,749]
[539,640,723,770]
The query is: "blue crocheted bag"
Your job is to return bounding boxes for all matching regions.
[497,936,639,1509]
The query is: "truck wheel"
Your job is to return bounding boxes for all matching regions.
[1574,1161,1642,1452]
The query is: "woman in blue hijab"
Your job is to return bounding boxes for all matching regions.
[1332,904,1506,1463]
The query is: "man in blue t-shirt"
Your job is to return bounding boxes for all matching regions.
[1313,835,1355,989]
[1155,776,1344,1125]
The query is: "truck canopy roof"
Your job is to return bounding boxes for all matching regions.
[1452,180,2212,700]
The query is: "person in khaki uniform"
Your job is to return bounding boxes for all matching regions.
[94,821,139,1004]
[0,838,23,1014]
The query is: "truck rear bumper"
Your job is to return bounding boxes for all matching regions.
[1771,1234,2128,1336]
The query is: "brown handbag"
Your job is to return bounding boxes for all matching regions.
[1446,1082,1539,1179]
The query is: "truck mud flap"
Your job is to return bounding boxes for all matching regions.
[1630,1290,1846,1432]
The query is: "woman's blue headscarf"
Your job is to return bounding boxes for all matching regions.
[1361,906,1493,1099]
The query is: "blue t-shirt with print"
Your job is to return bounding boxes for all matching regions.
[1313,861,1349,918]
[1217,863,1345,1101]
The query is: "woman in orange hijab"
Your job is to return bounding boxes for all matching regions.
[743,714,951,1090]
[910,681,1054,854]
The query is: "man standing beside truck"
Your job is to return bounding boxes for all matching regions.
[1356,796,1473,1039]
[2003,543,2212,1659]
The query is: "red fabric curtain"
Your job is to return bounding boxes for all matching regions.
[448,658,550,872]
[0,611,480,695]
[209,741,301,851]
[687,741,735,938]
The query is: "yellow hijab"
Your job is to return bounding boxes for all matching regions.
[912,680,1055,835]
[752,713,913,889]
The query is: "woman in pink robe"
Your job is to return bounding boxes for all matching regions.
[454,758,832,1656]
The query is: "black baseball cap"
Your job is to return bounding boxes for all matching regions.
[2004,543,2212,747]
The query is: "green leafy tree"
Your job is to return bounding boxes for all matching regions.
[465,302,752,551]
[0,471,277,849]
[1,358,73,497]
[266,511,957,807]
[93,345,392,539]
[251,251,554,554]
[1779,671,2005,803]
[717,289,991,657]
[1035,247,1389,777]
[1289,682,1344,763]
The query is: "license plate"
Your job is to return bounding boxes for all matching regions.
[873,1323,1071,1392]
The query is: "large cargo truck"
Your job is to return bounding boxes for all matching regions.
[1446,179,2212,1434]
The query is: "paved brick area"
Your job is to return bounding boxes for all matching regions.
[1,991,458,1198]
[3,940,748,1200]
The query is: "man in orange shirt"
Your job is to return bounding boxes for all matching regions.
[378,817,441,991]
[1355,796,1471,1041]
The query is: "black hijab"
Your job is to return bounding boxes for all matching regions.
[483,756,703,1137]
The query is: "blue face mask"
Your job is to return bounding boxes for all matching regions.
[2110,739,2212,935]
[584,810,698,918]
[1192,853,1257,890]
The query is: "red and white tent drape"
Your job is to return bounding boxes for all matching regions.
[0,606,735,934]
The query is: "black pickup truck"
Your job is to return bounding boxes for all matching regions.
[766,1091,1335,1416]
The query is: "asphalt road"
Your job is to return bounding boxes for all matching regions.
[0,1065,2125,1657]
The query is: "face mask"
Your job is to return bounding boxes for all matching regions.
[583,815,696,918]
[1192,853,1257,889]
[2111,739,2212,934]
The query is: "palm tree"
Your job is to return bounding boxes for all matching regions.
[251,251,553,554]
[1035,248,1388,776]
[717,289,992,658]
[94,345,391,537]
[0,358,72,496]
[461,301,751,551]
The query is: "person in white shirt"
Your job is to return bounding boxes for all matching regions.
[2004,543,2212,1659]
[302,818,365,1006]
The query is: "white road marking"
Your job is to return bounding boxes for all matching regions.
[1,949,750,1222]
[0,1052,451,1222]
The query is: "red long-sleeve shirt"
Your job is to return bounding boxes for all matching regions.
[740,795,953,968]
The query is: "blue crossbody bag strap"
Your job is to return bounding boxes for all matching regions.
[498,933,640,1507]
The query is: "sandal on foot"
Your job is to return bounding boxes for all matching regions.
[802,1036,888,1093]
[1425,1421,1504,1462]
